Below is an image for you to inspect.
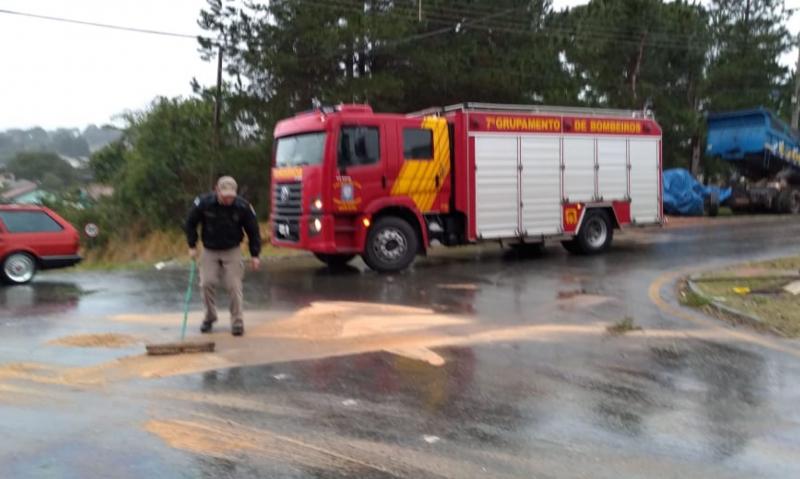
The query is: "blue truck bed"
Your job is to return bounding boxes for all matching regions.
[706,108,800,182]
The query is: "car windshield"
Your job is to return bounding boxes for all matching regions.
[275,132,327,167]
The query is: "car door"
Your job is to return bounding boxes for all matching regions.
[0,217,7,259]
[0,209,67,257]
[333,121,390,213]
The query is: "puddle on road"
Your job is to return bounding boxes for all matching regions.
[436,283,481,291]
[557,293,614,309]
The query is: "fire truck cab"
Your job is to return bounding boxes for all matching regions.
[271,103,663,272]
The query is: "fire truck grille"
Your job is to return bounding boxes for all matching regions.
[273,181,302,242]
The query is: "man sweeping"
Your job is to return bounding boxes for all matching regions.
[185,176,261,336]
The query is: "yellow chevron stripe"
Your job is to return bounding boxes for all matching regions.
[390,116,450,212]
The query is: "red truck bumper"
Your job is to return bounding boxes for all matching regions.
[271,214,366,255]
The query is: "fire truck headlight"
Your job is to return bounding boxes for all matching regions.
[312,197,323,211]
[310,218,323,235]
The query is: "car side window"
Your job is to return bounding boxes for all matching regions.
[403,128,434,160]
[0,211,63,233]
[338,126,380,168]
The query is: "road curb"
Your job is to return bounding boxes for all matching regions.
[686,276,785,336]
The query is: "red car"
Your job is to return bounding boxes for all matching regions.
[0,204,82,285]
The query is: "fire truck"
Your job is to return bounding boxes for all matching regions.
[271,103,663,272]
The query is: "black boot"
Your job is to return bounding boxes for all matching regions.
[231,320,244,337]
[200,317,216,333]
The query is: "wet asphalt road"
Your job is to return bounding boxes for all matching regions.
[2,216,800,478]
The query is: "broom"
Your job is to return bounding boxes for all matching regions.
[146,260,215,356]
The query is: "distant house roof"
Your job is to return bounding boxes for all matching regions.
[1,179,38,201]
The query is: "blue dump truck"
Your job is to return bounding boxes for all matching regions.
[706,108,800,214]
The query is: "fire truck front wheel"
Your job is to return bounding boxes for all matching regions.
[565,209,613,255]
[362,216,418,273]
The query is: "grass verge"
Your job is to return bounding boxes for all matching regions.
[75,223,300,270]
[689,256,800,337]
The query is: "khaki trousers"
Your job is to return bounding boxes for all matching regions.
[199,247,244,325]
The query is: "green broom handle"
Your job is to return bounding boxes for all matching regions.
[180,259,197,341]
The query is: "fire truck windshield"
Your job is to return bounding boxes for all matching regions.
[275,132,326,167]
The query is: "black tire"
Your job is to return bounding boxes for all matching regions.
[777,188,800,215]
[313,253,356,269]
[705,191,720,217]
[573,210,613,255]
[362,216,418,273]
[1,252,37,285]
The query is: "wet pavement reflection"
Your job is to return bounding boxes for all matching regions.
[1,216,800,478]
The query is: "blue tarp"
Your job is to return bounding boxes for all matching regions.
[663,168,732,216]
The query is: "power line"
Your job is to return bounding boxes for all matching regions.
[297,0,710,52]
[0,8,198,39]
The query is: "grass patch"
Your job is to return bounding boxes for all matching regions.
[691,256,800,337]
[607,316,642,335]
[679,287,711,307]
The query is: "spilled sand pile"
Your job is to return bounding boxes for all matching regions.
[48,333,139,348]
[145,416,402,474]
[257,301,469,340]
[1,301,616,388]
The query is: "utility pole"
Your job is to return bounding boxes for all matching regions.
[418,0,422,22]
[211,42,223,188]
[792,35,800,129]
[214,44,223,153]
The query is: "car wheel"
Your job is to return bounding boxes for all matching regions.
[2,252,37,285]
[362,217,418,273]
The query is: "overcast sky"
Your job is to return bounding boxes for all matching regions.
[0,0,797,130]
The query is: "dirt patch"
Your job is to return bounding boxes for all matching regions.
[110,311,207,325]
[0,383,51,404]
[145,416,395,474]
[48,333,139,348]
[8,301,621,386]
[384,347,445,366]
[0,362,64,385]
[150,390,309,418]
[145,419,259,460]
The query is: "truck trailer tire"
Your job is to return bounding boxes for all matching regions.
[704,191,720,217]
[565,210,613,255]
[313,253,356,269]
[777,189,800,214]
[362,216,418,273]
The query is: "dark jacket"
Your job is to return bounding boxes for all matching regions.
[185,193,261,257]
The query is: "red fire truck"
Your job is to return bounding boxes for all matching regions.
[271,103,663,272]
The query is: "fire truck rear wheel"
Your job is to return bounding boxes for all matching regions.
[574,210,613,255]
[313,253,356,269]
[362,216,418,273]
